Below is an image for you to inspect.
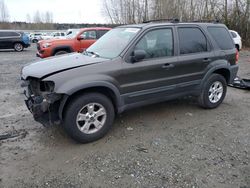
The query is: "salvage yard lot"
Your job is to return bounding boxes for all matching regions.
[0,45,250,187]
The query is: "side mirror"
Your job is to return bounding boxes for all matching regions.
[131,50,146,62]
[77,35,84,40]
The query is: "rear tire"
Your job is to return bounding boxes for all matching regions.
[63,93,115,143]
[14,43,24,52]
[198,74,227,109]
[54,50,68,56]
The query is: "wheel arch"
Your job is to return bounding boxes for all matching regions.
[13,41,24,47]
[213,68,231,83]
[52,46,74,56]
[201,60,232,88]
[58,85,123,120]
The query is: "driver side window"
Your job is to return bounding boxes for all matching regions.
[80,30,97,40]
[135,28,173,60]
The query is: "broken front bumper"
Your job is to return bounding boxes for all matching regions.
[22,81,61,126]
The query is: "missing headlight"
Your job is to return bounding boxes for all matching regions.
[40,81,55,92]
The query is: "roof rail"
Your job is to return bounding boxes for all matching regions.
[191,19,220,23]
[143,18,180,24]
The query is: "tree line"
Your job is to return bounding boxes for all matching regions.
[0,0,54,30]
[103,0,250,47]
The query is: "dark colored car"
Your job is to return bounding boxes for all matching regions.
[36,27,111,58]
[21,20,239,143]
[0,30,30,51]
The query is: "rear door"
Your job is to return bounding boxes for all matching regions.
[175,26,214,92]
[79,30,97,52]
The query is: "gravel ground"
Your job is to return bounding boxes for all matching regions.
[0,45,250,188]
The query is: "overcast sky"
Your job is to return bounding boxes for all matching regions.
[5,0,107,23]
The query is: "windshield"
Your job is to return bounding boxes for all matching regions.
[66,30,80,39]
[86,27,140,59]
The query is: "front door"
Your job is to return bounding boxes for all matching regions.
[79,30,97,52]
[120,27,179,104]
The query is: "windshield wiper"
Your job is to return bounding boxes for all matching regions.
[85,51,100,57]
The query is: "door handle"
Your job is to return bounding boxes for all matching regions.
[203,58,211,63]
[162,63,174,69]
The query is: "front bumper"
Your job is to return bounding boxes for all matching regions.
[36,43,50,58]
[22,81,61,126]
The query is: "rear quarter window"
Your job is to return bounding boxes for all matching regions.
[208,27,234,50]
[98,30,109,38]
[230,31,237,38]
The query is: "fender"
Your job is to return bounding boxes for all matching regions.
[55,79,123,119]
[201,59,231,88]
[51,45,74,55]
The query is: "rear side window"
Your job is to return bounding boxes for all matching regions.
[178,27,207,55]
[98,30,109,38]
[230,31,237,38]
[0,31,20,37]
[208,27,234,50]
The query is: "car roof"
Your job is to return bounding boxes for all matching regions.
[229,30,237,33]
[79,27,112,32]
[118,22,226,29]
[0,30,23,32]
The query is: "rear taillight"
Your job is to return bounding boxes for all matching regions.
[236,50,239,64]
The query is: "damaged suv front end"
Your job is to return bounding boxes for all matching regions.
[21,77,62,126]
[20,52,109,127]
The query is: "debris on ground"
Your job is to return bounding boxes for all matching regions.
[0,129,28,141]
[229,76,250,89]
[127,127,133,131]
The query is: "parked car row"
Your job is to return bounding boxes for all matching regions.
[0,27,243,54]
[28,32,67,43]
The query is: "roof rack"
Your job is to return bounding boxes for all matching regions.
[191,19,220,23]
[143,18,180,24]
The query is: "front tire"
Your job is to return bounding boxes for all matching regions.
[63,93,115,143]
[54,50,68,56]
[14,43,24,52]
[198,74,227,109]
[32,39,38,43]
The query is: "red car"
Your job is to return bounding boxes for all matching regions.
[36,27,111,58]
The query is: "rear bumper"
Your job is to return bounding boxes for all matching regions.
[229,65,239,84]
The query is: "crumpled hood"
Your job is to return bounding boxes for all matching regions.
[22,53,108,79]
